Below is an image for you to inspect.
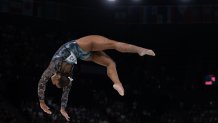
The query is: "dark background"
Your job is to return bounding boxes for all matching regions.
[0,0,218,123]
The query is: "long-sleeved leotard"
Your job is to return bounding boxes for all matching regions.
[37,59,73,109]
[38,40,92,109]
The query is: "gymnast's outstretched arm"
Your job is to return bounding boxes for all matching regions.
[38,63,56,114]
[60,82,72,121]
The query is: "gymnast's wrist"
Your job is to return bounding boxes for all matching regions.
[39,100,45,103]
[60,107,66,111]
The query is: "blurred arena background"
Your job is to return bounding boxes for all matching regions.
[0,0,218,123]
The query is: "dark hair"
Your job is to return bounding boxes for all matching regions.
[58,75,70,88]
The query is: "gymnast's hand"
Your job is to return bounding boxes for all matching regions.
[39,100,52,114]
[60,108,70,121]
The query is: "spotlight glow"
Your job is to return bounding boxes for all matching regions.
[132,0,141,2]
[107,0,116,2]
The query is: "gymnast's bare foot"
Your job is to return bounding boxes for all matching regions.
[139,49,155,56]
[113,83,125,96]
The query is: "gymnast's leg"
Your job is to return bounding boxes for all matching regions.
[76,35,155,56]
[90,51,124,96]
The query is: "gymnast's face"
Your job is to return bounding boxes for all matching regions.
[51,73,61,88]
